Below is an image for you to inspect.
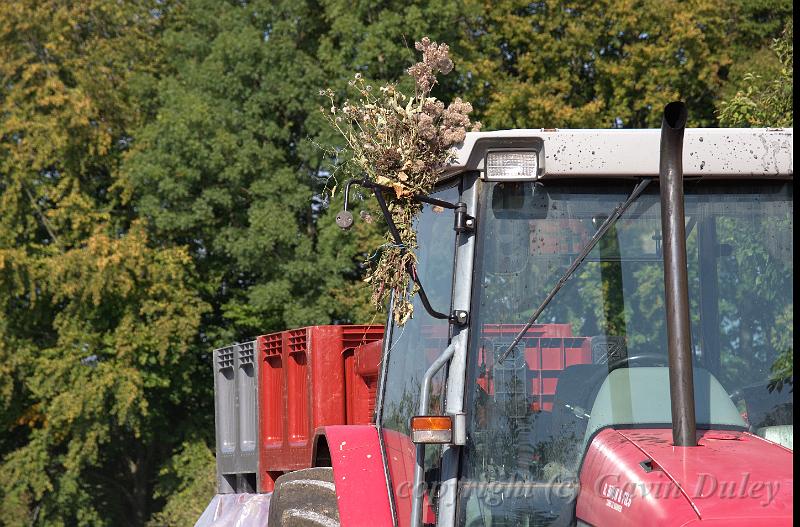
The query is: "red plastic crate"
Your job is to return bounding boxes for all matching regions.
[344,338,382,425]
[256,324,383,492]
[477,324,592,412]
[422,324,450,362]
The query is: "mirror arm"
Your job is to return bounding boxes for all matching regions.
[370,182,454,322]
[340,178,459,323]
[343,177,459,211]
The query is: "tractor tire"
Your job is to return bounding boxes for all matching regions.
[267,467,340,527]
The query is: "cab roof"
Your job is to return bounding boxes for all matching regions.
[444,128,793,179]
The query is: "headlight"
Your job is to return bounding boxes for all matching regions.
[485,150,538,181]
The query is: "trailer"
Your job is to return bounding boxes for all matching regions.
[202,103,793,526]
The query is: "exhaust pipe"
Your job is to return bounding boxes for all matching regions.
[659,101,697,447]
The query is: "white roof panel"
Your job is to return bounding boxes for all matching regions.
[447,128,793,178]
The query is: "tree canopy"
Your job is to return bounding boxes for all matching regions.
[718,20,793,127]
[0,0,792,524]
[458,0,733,128]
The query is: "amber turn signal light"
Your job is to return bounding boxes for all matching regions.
[410,415,453,444]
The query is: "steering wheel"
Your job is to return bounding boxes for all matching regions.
[604,353,669,372]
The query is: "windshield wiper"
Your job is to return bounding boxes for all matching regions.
[497,178,653,364]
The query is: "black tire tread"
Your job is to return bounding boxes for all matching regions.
[268,467,340,527]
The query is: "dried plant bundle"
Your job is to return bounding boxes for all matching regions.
[322,37,480,324]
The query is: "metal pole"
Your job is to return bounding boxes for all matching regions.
[658,101,698,447]
[409,335,459,527]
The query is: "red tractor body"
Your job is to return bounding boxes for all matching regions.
[578,428,793,526]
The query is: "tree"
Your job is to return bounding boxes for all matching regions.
[123,0,355,343]
[147,440,216,527]
[0,2,207,525]
[718,21,793,127]
[457,0,732,128]
[718,0,793,103]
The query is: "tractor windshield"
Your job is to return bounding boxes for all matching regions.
[458,179,793,526]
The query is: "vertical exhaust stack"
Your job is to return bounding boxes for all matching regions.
[659,101,698,447]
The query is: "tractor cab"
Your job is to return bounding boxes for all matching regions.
[220,114,792,527]
[375,124,793,526]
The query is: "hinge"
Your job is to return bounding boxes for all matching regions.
[453,202,475,234]
[451,412,467,445]
[451,310,469,325]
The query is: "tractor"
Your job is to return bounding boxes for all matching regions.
[207,103,793,526]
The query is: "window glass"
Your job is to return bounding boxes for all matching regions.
[458,180,793,526]
[379,182,460,521]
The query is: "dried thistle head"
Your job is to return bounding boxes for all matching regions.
[416,37,454,75]
[407,37,454,94]
[441,97,474,146]
[407,62,435,93]
[415,112,437,141]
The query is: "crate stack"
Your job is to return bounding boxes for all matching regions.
[257,325,383,492]
[213,325,384,494]
[213,340,259,493]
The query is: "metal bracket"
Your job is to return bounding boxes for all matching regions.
[450,412,467,445]
[451,310,469,326]
[453,202,475,234]
[337,178,473,325]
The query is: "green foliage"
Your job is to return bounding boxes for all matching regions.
[718,21,793,127]
[147,440,216,527]
[121,0,374,342]
[1,226,207,526]
[728,0,793,50]
[0,0,793,524]
[458,0,732,128]
[0,1,207,525]
[717,0,792,105]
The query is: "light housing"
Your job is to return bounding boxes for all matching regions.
[485,150,539,181]
[410,415,453,444]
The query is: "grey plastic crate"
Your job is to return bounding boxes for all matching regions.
[213,340,259,493]
[236,341,258,476]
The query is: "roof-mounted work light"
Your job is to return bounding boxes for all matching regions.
[485,150,538,181]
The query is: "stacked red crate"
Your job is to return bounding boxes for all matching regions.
[256,324,383,492]
[344,337,382,425]
[479,324,591,411]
